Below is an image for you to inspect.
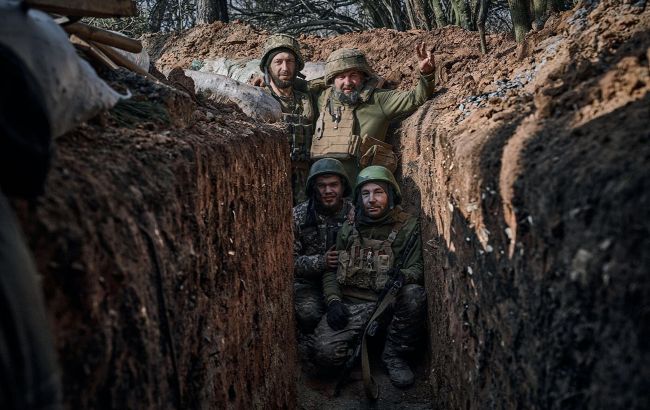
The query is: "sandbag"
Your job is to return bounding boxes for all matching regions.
[184,70,282,122]
[0,3,122,137]
[199,57,326,82]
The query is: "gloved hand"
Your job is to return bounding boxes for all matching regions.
[326,300,350,330]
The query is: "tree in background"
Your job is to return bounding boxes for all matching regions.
[197,0,229,24]
[87,0,577,44]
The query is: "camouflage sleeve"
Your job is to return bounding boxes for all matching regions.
[375,72,435,120]
[293,206,326,279]
[399,219,424,285]
[294,254,326,279]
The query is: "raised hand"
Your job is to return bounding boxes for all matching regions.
[416,42,435,75]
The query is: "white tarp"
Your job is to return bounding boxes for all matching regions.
[199,57,326,83]
[184,70,282,122]
[0,2,122,137]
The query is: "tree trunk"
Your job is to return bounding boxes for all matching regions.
[196,0,228,24]
[532,0,549,26]
[405,0,418,29]
[148,0,168,32]
[477,0,490,53]
[429,0,448,27]
[411,0,432,30]
[508,0,532,42]
[450,0,472,30]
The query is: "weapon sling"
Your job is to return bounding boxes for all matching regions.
[335,224,420,399]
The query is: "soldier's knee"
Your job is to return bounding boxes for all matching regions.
[311,335,347,369]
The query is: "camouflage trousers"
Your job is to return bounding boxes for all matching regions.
[0,193,63,409]
[294,279,327,333]
[310,284,427,371]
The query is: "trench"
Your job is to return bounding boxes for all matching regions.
[12,5,650,409]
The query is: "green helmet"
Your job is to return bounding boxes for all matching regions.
[306,158,351,197]
[354,165,402,205]
[259,34,305,72]
[325,48,373,84]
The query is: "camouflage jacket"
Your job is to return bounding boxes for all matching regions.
[322,207,423,303]
[293,198,354,281]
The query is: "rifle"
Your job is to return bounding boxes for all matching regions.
[334,226,420,399]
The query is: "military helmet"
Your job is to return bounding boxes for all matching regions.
[306,158,352,197]
[354,165,402,205]
[259,34,305,72]
[324,48,373,84]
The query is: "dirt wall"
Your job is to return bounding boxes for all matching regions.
[16,105,296,408]
[397,2,650,408]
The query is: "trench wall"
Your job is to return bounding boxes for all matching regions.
[396,12,650,409]
[16,118,296,408]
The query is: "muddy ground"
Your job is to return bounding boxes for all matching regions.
[12,0,650,408]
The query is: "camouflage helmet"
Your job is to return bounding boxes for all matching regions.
[325,48,373,84]
[259,34,305,72]
[354,165,402,205]
[306,158,352,197]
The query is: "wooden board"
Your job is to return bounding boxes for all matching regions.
[24,0,137,17]
[70,35,119,70]
[64,22,142,53]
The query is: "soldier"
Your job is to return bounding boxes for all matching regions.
[311,166,426,389]
[293,158,354,333]
[259,34,316,204]
[310,44,436,183]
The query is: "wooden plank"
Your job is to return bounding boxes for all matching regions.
[70,35,119,70]
[24,0,137,17]
[64,22,142,53]
[92,41,158,82]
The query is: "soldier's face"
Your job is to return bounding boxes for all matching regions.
[333,70,364,94]
[360,182,388,218]
[315,174,344,210]
[269,52,296,89]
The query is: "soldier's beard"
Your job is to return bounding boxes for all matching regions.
[333,89,360,105]
[316,193,343,214]
[270,71,294,90]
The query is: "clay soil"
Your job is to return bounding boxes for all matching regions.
[13,0,650,409]
[16,72,297,408]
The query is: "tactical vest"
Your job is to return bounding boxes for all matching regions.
[311,87,359,160]
[337,221,404,292]
[272,88,314,162]
[311,78,397,171]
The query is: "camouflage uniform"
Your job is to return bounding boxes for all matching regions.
[260,34,317,205]
[293,197,354,332]
[312,166,426,387]
[310,48,436,183]
[293,158,353,333]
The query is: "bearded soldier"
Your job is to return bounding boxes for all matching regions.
[293,158,354,333]
[310,44,435,183]
[311,166,426,391]
[259,34,316,204]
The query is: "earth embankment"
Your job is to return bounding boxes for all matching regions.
[16,90,297,408]
[397,2,650,408]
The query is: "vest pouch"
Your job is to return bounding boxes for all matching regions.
[374,254,391,290]
[311,133,359,160]
[359,135,397,172]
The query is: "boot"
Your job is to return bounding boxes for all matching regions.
[381,341,414,388]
